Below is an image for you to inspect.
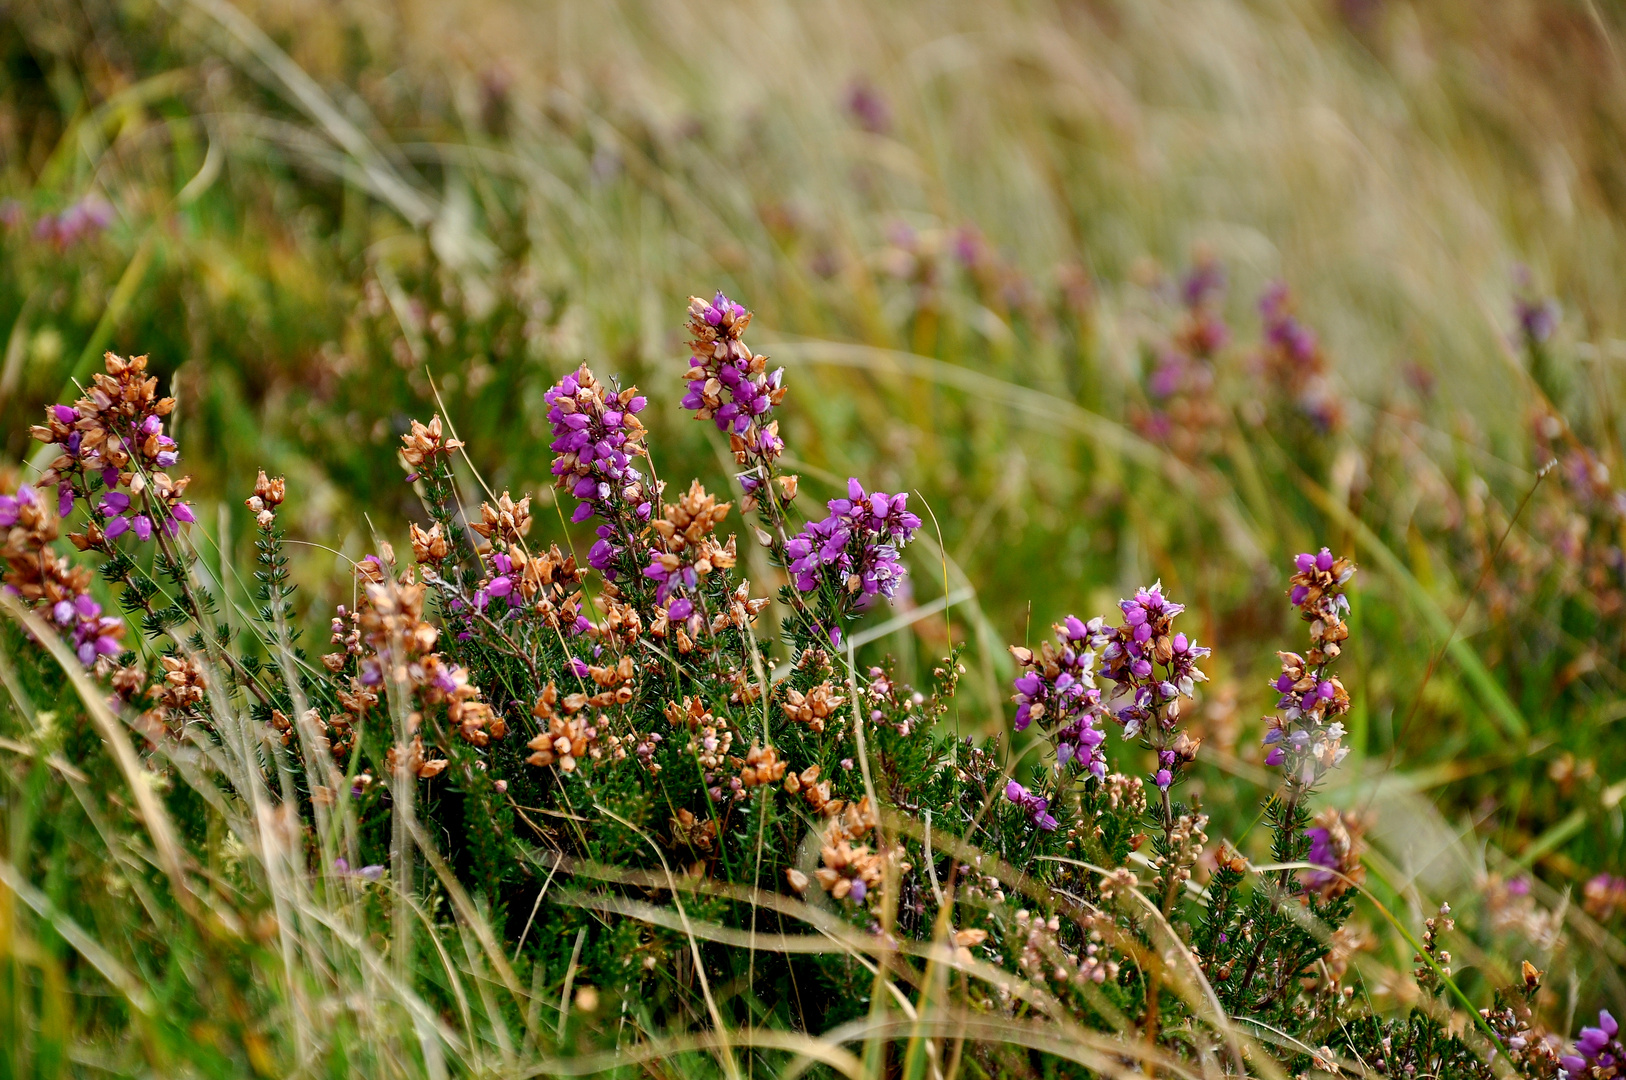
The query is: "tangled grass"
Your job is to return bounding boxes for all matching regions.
[2,0,1626,1076]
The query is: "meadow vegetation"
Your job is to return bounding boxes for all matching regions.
[2,0,1626,1075]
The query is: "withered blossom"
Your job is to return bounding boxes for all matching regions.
[386,734,448,780]
[244,470,286,530]
[526,681,601,772]
[780,681,844,734]
[732,743,787,789]
[399,416,464,482]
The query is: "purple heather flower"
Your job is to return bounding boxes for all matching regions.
[786,478,920,606]
[545,366,650,577]
[1263,549,1357,787]
[1512,267,1560,347]
[1148,355,1186,399]
[334,858,386,881]
[1563,1010,1622,1079]
[845,80,892,134]
[1301,825,1340,891]
[0,492,23,528]
[682,294,787,470]
[1004,780,1058,831]
[1181,259,1226,310]
[1010,616,1110,779]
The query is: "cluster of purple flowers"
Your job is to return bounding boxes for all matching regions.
[30,196,114,250]
[1010,616,1109,779]
[544,365,650,574]
[1092,585,1209,754]
[642,556,698,608]
[31,353,198,541]
[1512,265,1559,347]
[0,487,123,667]
[1091,584,1210,791]
[47,410,189,535]
[1563,1010,1621,1078]
[1132,260,1230,457]
[62,407,190,537]
[1259,283,1317,363]
[682,293,786,472]
[1004,780,1057,831]
[1258,282,1343,433]
[1262,549,1356,786]
[64,595,121,666]
[1144,261,1229,399]
[785,479,921,604]
[472,551,518,612]
[97,491,156,541]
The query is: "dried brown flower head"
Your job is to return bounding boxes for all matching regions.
[780,681,845,733]
[399,416,464,478]
[409,522,449,563]
[387,734,447,779]
[470,491,532,547]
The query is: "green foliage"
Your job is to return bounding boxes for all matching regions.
[1,0,1625,1074]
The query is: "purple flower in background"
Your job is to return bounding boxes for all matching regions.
[1147,351,1188,400]
[845,79,892,135]
[1302,824,1339,890]
[334,858,386,881]
[1512,267,1560,348]
[1181,258,1226,310]
[0,487,30,528]
[1257,282,1344,433]
[1260,283,1318,364]
[32,195,114,250]
[1178,257,1230,357]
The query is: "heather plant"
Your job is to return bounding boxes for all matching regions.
[5,1,1626,1074]
[0,295,1599,1078]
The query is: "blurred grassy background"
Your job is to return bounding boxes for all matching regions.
[4,0,1626,1025]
